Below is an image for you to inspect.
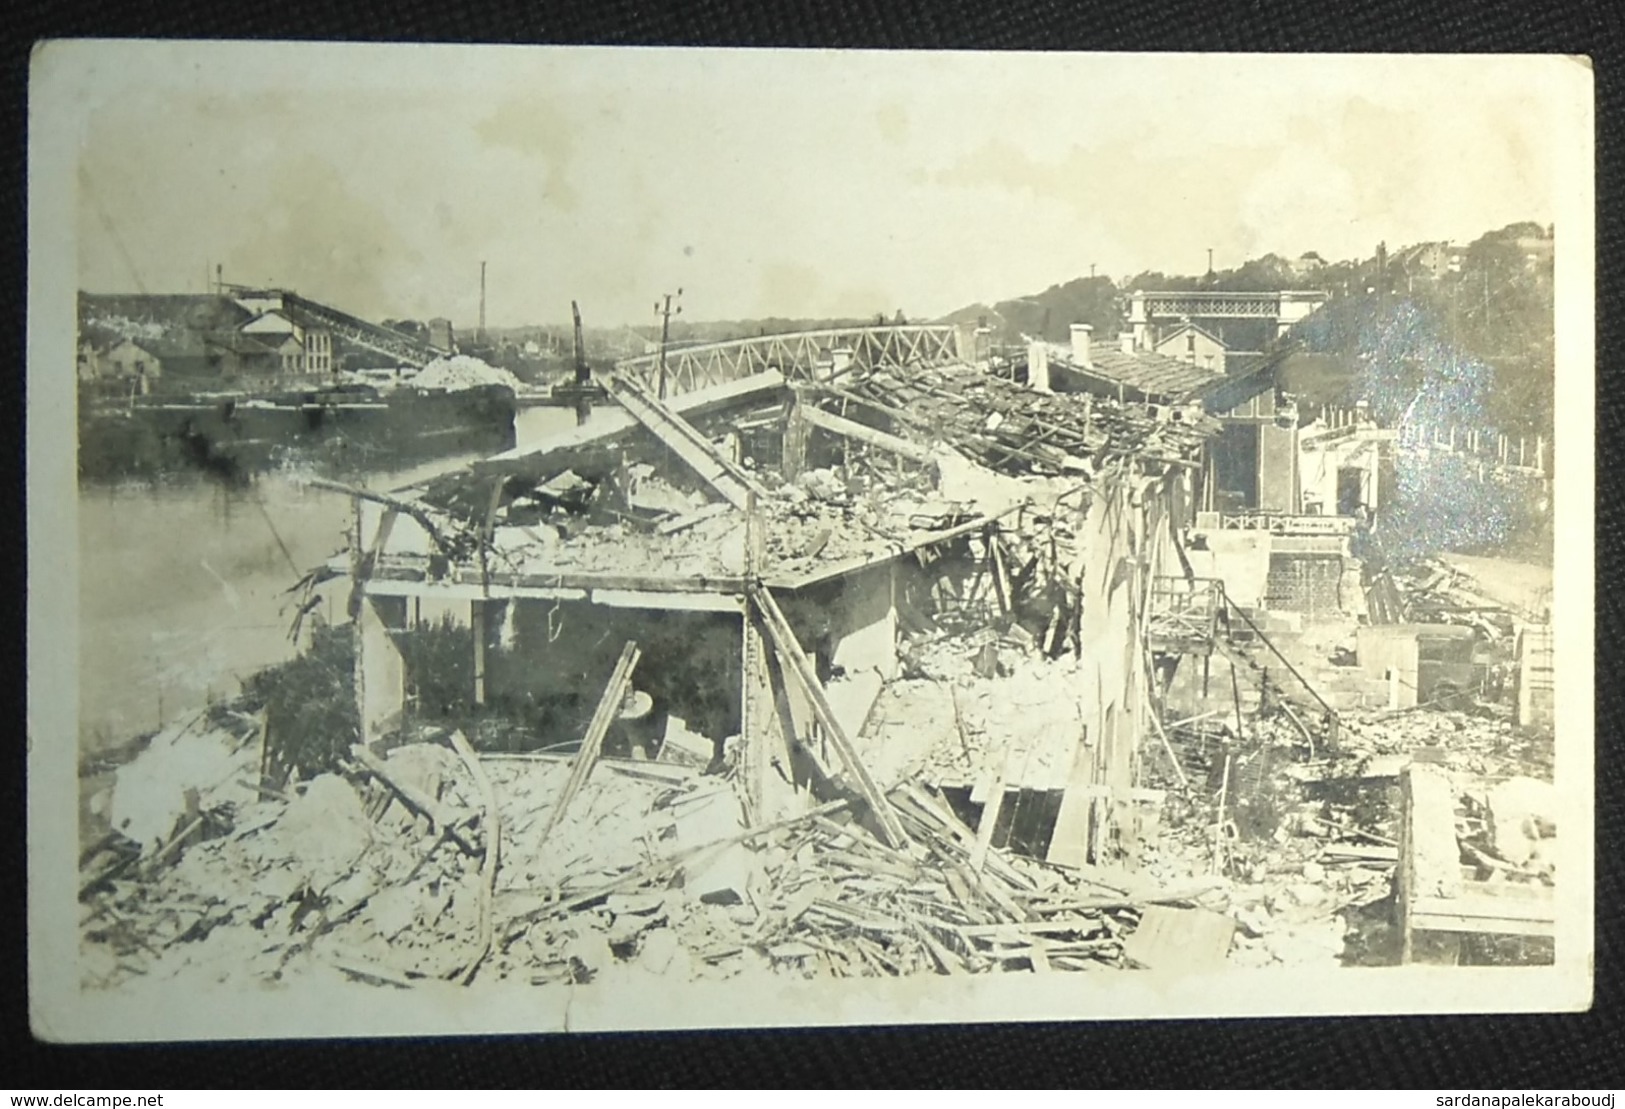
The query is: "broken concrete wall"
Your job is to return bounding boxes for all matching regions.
[1264,551,1346,619]
[1258,422,1298,512]
[777,564,898,740]
[1356,625,1419,709]
[383,598,744,754]
[1185,529,1272,608]
[1048,474,1162,867]
[358,595,408,740]
[1514,624,1555,728]
[1299,429,1383,517]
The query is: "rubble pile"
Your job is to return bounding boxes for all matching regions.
[412,355,524,393]
[839,363,1217,474]
[82,725,1233,988]
[1380,560,1521,643]
[755,465,970,577]
[79,738,725,990]
[488,502,748,580]
[1131,682,1555,968]
[879,630,1085,792]
[1337,704,1553,781]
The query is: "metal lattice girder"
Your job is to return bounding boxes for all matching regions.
[1141,293,1281,319]
[617,325,960,396]
[283,292,437,367]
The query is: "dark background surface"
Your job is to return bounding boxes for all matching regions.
[4,0,1618,1089]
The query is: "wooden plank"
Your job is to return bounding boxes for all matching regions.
[959,919,1109,939]
[1404,764,1464,900]
[749,583,911,850]
[800,404,938,463]
[348,745,478,856]
[535,641,642,850]
[1411,892,1555,937]
[363,579,588,604]
[449,730,500,984]
[656,502,735,535]
[970,763,1008,873]
[1121,905,1236,972]
[989,532,1011,616]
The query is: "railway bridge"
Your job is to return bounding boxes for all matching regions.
[615,324,966,395]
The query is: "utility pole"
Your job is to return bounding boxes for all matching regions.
[1090,263,1097,280]
[570,299,592,427]
[655,288,682,400]
[478,261,488,346]
[1206,248,1214,275]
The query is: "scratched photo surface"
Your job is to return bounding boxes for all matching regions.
[27,43,1594,1041]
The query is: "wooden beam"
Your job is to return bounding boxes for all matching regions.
[989,530,1011,616]
[309,477,458,556]
[800,404,938,464]
[969,762,1008,874]
[449,730,501,984]
[536,641,642,850]
[764,511,1005,591]
[348,745,478,856]
[608,373,766,511]
[467,370,788,477]
[748,583,911,849]
[781,391,810,482]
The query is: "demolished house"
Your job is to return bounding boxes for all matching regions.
[78,337,1558,992]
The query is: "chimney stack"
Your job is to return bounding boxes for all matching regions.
[1028,340,1051,393]
[1070,323,1093,369]
[1119,331,1135,355]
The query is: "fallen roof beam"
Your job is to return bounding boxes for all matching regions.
[800,404,939,464]
[608,373,768,512]
[456,370,788,484]
[749,582,911,850]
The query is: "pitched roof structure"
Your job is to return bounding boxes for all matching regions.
[1051,345,1226,403]
[1153,320,1227,350]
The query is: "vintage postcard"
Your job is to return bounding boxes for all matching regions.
[27,42,1595,1042]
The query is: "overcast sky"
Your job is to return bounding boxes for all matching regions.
[58,44,1586,329]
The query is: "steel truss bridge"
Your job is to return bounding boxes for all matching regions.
[615,324,962,394]
[1128,290,1328,350]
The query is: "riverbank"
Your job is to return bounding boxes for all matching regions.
[76,405,590,752]
[77,383,518,486]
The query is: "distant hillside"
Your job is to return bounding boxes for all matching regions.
[941,222,1552,432]
[938,277,1121,345]
[1287,222,1554,435]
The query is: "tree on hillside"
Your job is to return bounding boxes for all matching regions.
[992,277,1123,343]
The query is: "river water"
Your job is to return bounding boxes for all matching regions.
[78,405,591,753]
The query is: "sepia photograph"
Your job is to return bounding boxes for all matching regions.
[26,42,1595,1042]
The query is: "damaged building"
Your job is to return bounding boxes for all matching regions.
[77,324,1559,990]
[337,349,1215,867]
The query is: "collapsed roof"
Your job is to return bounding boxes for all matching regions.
[367,359,1221,594]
